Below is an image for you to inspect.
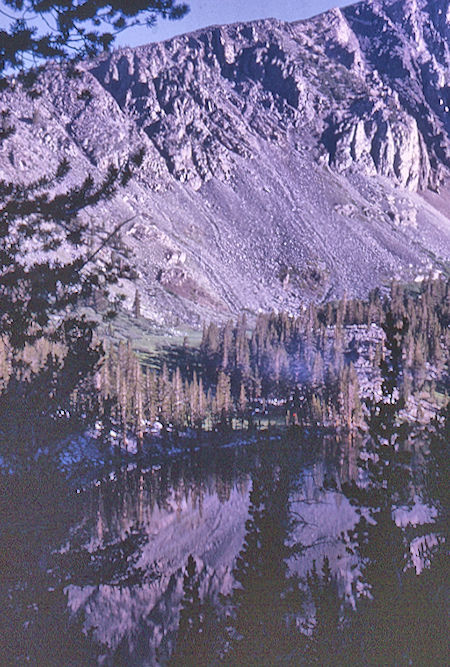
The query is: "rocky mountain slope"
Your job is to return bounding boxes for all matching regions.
[1,0,449,326]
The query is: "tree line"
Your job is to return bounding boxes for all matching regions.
[0,275,447,463]
[92,276,449,452]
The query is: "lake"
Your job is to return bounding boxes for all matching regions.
[0,431,444,665]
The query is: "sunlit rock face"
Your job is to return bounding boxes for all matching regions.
[1,0,449,326]
[319,0,450,190]
[93,0,449,193]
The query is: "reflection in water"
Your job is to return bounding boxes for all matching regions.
[0,432,446,665]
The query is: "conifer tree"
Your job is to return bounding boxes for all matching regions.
[169,555,211,667]
[0,1,188,79]
[338,363,362,431]
[225,462,304,665]
[221,320,234,370]
[343,309,415,664]
[363,310,411,501]
[144,368,157,425]
[172,366,185,429]
[134,361,144,454]
[238,382,247,429]
[0,0,189,464]
[215,371,232,430]
[133,289,141,319]
[158,363,171,426]
[307,557,341,665]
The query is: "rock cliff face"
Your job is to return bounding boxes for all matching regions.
[322,0,449,190]
[0,0,449,326]
[92,0,449,193]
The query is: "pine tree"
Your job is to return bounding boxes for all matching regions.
[172,367,185,429]
[158,363,171,426]
[0,1,189,466]
[363,310,411,501]
[169,555,211,667]
[238,382,247,428]
[215,371,232,430]
[338,363,362,432]
[221,320,234,370]
[235,314,250,374]
[144,368,157,425]
[225,462,304,665]
[307,557,341,665]
[342,309,415,664]
[134,361,144,454]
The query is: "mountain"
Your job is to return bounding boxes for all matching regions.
[1,0,449,327]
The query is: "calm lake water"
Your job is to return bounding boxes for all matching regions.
[0,433,441,665]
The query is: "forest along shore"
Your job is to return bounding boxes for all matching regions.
[0,277,447,476]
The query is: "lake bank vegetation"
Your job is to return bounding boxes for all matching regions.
[0,276,448,467]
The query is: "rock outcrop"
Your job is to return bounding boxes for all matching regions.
[0,0,449,326]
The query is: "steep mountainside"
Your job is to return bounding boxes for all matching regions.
[1,0,449,326]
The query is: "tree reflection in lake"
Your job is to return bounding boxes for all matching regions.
[0,425,447,665]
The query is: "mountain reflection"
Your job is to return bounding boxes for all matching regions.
[0,430,446,665]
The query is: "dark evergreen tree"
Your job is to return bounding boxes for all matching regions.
[0,1,189,464]
[342,309,417,664]
[169,554,214,667]
[0,0,188,80]
[397,403,450,666]
[362,310,412,504]
[0,464,118,664]
[133,288,141,319]
[306,556,342,665]
[225,461,304,665]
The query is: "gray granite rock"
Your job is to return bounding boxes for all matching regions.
[0,0,449,327]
